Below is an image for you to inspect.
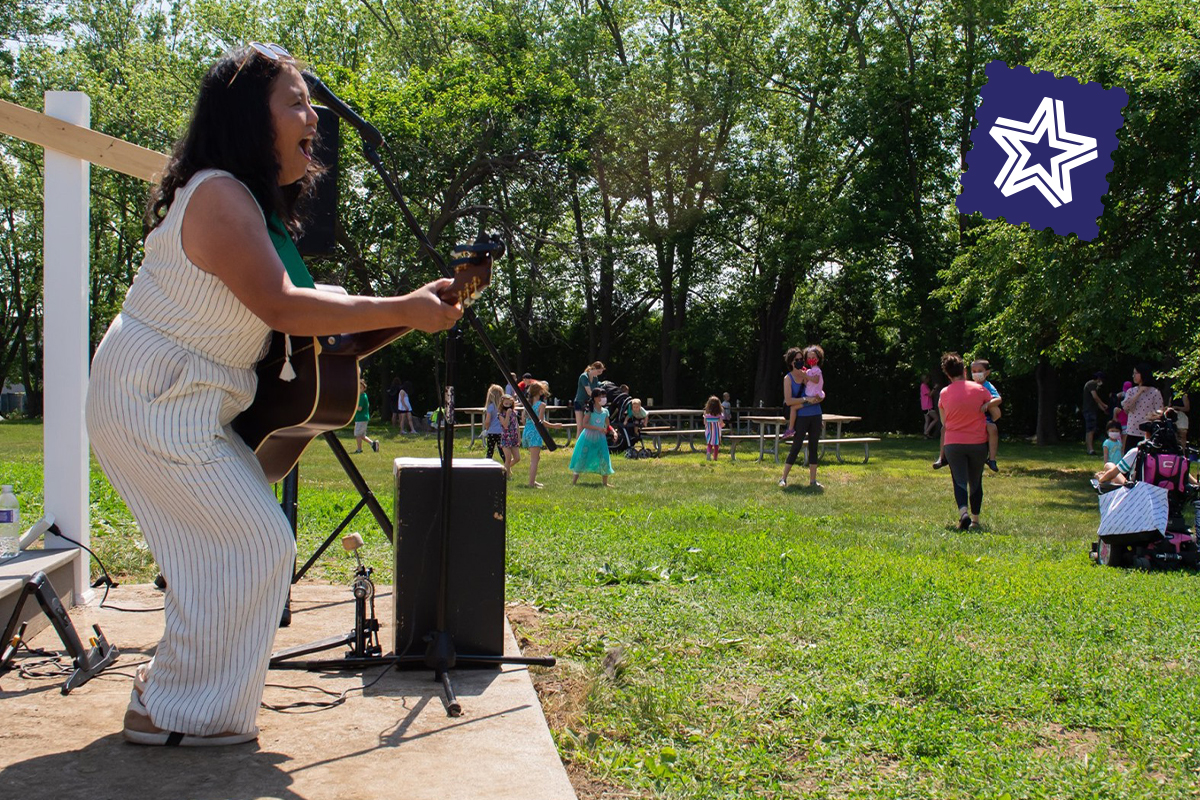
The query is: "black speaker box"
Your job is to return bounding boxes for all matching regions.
[295,105,339,257]
[393,458,506,660]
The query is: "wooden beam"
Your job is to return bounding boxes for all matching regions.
[0,99,168,183]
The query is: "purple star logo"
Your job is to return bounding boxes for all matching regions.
[958,61,1127,241]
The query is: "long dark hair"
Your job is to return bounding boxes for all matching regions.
[145,47,321,237]
[1134,362,1156,388]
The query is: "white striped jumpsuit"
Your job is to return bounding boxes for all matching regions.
[86,169,295,737]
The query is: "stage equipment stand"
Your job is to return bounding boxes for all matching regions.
[277,432,394,628]
[270,533,384,669]
[299,71,556,715]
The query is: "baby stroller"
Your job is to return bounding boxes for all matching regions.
[1091,413,1199,570]
[597,382,655,458]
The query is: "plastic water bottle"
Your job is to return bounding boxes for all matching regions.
[0,485,19,560]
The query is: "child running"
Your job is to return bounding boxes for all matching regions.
[570,393,614,486]
[971,359,1002,472]
[498,394,521,478]
[352,379,379,454]
[704,395,725,460]
[522,381,564,488]
[782,346,825,439]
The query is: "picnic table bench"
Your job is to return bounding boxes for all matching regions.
[641,426,708,453]
[737,415,880,463]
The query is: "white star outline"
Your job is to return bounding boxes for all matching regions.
[989,96,1098,207]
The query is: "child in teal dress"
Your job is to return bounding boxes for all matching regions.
[570,393,615,486]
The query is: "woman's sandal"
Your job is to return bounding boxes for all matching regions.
[124,686,257,747]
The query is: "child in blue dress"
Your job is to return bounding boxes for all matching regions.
[522,381,565,488]
[570,393,615,486]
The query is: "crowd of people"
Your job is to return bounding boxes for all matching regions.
[1081,366,1189,455]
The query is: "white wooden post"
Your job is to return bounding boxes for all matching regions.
[42,91,91,601]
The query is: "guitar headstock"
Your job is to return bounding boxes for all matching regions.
[446,236,503,308]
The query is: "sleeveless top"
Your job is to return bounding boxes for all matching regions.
[788,372,822,418]
[121,169,272,369]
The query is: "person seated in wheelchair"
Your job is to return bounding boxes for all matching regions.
[1095,410,1193,489]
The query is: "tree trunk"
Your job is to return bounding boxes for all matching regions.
[1035,356,1059,444]
[752,271,796,405]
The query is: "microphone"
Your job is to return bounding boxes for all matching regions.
[301,72,383,149]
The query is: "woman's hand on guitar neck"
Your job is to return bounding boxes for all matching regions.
[397,278,463,333]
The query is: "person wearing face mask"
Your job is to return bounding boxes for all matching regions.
[971,359,1002,472]
[780,346,825,440]
[1101,420,1123,465]
[570,393,615,486]
[778,345,826,489]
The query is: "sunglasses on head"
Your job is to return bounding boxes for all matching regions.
[228,41,295,86]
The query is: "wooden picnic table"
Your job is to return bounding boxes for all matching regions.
[457,405,576,448]
[737,414,878,463]
[642,408,708,453]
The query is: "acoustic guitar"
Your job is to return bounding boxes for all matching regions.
[233,256,491,483]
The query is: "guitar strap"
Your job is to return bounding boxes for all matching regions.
[267,213,316,289]
[267,213,316,381]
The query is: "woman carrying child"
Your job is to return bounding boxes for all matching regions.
[498,394,521,478]
[778,345,825,490]
[938,352,991,530]
[522,381,564,488]
[483,384,505,461]
[570,393,614,486]
[781,346,825,440]
[704,396,725,461]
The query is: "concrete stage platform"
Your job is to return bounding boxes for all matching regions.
[0,582,577,800]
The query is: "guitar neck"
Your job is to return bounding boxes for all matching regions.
[329,326,413,359]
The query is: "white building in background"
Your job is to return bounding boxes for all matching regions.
[0,382,26,415]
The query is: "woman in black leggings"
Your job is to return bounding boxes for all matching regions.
[778,345,825,489]
[937,352,992,529]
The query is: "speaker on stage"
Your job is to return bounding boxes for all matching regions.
[393,458,506,660]
[295,105,339,257]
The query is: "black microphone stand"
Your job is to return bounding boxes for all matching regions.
[305,76,556,715]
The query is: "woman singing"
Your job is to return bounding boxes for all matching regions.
[86,43,461,745]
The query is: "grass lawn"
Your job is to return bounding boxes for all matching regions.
[2,418,1198,798]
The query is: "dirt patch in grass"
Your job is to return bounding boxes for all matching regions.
[1035,724,1102,759]
[564,761,651,799]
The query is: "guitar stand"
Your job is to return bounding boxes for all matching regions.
[0,571,119,694]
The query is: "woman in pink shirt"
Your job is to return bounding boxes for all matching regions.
[938,352,993,530]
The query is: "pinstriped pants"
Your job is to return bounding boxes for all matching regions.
[87,316,294,736]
